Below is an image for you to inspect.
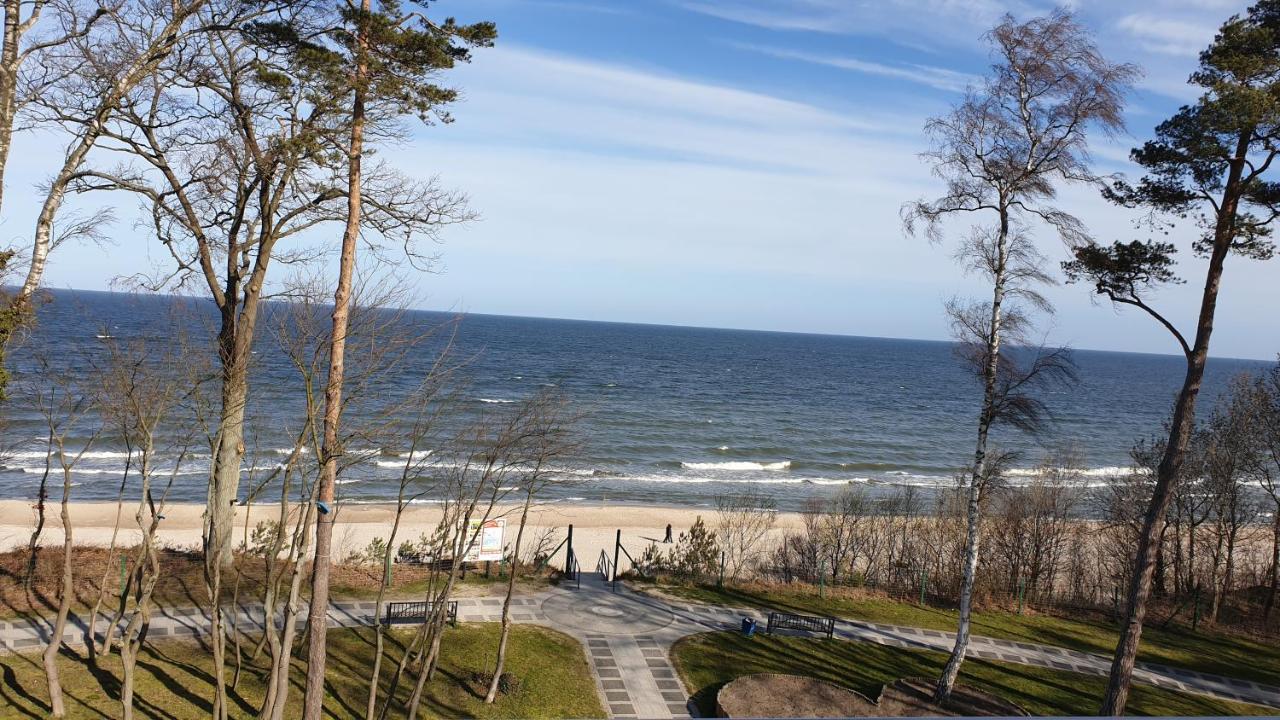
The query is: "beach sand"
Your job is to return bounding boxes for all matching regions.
[0,500,805,569]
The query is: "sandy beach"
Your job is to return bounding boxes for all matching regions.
[0,500,807,569]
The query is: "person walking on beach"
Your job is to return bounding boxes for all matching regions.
[664,523,673,543]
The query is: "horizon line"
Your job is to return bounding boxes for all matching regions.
[31,285,1276,365]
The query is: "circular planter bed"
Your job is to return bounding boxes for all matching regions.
[715,674,1027,718]
[716,674,879,718]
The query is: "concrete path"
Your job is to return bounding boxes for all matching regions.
[3,580,1278,718]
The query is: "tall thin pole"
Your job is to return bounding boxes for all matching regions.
[565,524,574,575]
[612,529,621,591]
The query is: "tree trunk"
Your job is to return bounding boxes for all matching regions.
[934,210,1009,704]
[405,517,477,717]
[1209,524,1225,622]
[486,489,534,704]
[1266,505,1279,619]
[264,490,317,720]
[43,465,75,718]
[1216,523,1237,623]
[366,480,411,720]
[0,0,21,215]
[24,444,52,588]
[301,8,367,715]
[92,455,135,659]
[209,341,249,570]
[15,1,202,306]
[120,448,162,720]
[1098,129,1249,716]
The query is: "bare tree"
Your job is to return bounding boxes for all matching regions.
[1200,385,1259,623]
[361,328,459,720]
[26,357,100,718]
[246,274,441,720]
[91,335,194,720]
[1252,363,1280,618]
[715,487,777,581]
[388,401,554,719]
[902,11,1131,701]
[989,447,1084,599]
[486,393,573,704]
[8,0,210,310]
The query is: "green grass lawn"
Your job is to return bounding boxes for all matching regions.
[672,630,1277,717]
[646,579,1280,688]
[0,623,604,719]
[0,547,554,622]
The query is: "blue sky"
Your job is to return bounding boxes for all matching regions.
[6,0,1279,359]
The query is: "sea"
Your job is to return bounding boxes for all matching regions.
[0,289,1269,512]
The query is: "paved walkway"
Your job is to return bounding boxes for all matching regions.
[3,578,1278,718]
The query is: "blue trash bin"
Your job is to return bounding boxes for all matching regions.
[741,618,756,637]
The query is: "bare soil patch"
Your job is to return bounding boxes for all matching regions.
[715,673,1026,718]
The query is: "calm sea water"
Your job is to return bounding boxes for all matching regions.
[0,289,1267,511]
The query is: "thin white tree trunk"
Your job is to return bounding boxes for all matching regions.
[935,212,1010,704]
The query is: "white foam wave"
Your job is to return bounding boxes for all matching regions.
[478,398,515,404]
[681,460,791,471]
[1004,466,1132,478]
[22,467,109,475]
[373,451,433,468]
[631,474,850,486]
[9,450,136,460]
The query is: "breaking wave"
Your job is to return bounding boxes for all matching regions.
[680,460,791,471]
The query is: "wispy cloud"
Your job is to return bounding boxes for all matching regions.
[676,0,1022,45]
[1116,14,1217,57]
[447,45,929,175]
[729,41,980,93]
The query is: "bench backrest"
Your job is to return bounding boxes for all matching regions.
[766,611,835,638]
[384,600,459,626]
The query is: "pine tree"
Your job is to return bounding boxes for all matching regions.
[1064,2,1280,713]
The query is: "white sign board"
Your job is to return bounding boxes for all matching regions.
[461,518,505,562]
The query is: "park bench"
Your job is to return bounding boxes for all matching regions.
[383,600,458,627]
[765,611,836,639]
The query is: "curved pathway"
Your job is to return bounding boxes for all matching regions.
[2,576,1277,718]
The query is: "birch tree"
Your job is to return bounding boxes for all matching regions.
[7,0,209,309]
[0,0,104,215]
[903,10,1133,703]
[0,0,200,394]
[1062,3,1280,710]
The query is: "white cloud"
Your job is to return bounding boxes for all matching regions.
[728,42,981,93]
[676,0,1029,46]
[1116,13,1216,57]
[447,45,931,177]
